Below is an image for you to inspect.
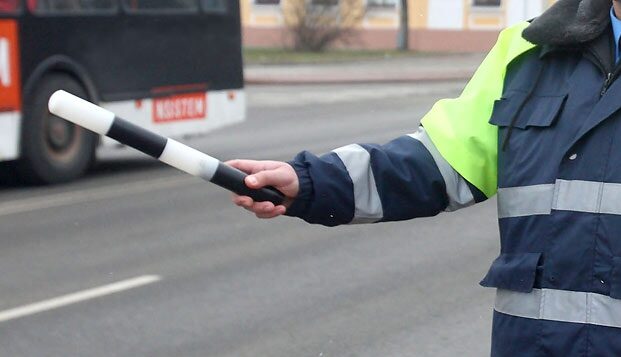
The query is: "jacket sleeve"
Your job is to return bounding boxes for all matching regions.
[284,21,535,227]
[285,127,486,226]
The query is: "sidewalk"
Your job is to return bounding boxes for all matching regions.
[244,52,486,85]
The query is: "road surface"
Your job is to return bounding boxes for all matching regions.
[0,81,499,357]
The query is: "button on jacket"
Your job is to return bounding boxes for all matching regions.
[286,0,621,355]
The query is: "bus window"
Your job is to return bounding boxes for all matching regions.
[29,0,117,14]
[0,0,19,13]
[123,0,198,13]
[201,0,225,14]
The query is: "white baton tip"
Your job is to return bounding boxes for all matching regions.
[48,90,115,135]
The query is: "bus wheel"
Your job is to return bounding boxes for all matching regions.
[17,74,98,184]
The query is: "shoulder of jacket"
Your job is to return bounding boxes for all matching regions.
[498,21,532,44]
[494,22,537,66]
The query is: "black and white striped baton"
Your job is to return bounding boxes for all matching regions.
[48,90,285,205]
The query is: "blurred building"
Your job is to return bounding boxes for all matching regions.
[241,0,556,52]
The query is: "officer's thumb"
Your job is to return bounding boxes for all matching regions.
[245,170,282,189]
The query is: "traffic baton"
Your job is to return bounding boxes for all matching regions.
[48,90,285,205]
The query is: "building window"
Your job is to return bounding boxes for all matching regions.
[30,0,117,14]
[473,0,501,6]
[311,0,338,5]
[122,0,198,13]
[254,0,279,4]
[367,0,396,8]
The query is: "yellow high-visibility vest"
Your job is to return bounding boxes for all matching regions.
[421,22,536,198]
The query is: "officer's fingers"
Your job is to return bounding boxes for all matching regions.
[274,205,287,215]
[226,159,262,174]
[232,195,253,208]
[246,168,294,190]
[256,212,281,219]
[255,205,286,219]
[252,201,286,216]
[232,191,288,217]
[251,201,275,212]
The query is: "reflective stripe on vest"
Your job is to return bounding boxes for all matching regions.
[497,179,621,218]
[495,288,621,329]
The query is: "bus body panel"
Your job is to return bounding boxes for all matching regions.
[0,19,21,161]
[0,111,20,161]
[100,88,246,147]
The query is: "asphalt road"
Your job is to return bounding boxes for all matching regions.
[0,82,499,357]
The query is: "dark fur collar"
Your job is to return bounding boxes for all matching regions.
[522,0,611,46]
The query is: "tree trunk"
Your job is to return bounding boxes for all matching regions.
[397,0,409,50]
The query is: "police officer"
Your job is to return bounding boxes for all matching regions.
[230,0,621,355]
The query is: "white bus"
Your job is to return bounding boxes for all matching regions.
[0,0,245,183]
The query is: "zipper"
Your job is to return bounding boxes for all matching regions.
[583,45,618,97]
[601,72,613,96]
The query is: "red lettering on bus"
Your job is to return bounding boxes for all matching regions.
[0,20,20,111]
[0,0,18,12]
[152,92,207,123]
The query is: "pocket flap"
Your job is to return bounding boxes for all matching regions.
[480,252,541,293]
[489,93,566,129]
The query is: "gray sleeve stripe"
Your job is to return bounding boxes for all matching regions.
[408,127,475,211]
[332,144,383,224]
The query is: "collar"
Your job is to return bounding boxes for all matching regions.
[523,0,611,46]
[611,6,621,61]
[539,22,614,70]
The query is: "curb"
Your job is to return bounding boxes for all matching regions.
[244,71,474,85]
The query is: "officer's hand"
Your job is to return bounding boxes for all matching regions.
[226,159,299,219]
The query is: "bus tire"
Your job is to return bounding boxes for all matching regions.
[17,74,98,184]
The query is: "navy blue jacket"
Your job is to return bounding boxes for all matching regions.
[287,1,621,356]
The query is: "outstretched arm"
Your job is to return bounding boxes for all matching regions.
[229,22,536,224]
[229,127,485,226]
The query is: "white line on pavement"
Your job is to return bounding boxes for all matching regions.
[0,275,162,323]
[0,176,196,217]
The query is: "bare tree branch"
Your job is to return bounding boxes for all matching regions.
[284,0,366,52]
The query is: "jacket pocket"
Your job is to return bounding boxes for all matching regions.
[480,252,542,293]
[489,92,567,129]
[610,257,621,299]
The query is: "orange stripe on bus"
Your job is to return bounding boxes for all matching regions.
[0,20,20,112]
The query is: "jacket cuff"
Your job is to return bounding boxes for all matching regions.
[284,155,313,218]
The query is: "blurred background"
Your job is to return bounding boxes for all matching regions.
[0,0,553,356]
[242,0,551,53]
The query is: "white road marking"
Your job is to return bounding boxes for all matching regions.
[0,275,161,323]
[0,176,196,217]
